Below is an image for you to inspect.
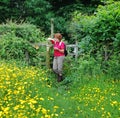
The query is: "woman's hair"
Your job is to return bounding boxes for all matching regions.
[54,33,62,40]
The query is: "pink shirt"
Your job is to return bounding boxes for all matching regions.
[51,40,65,57]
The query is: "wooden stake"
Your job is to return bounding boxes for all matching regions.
[51,18,54,38]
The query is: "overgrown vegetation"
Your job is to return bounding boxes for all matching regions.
[0,61,120,118]
[0,1,120,117]
[0,1,120,77]
[0,0,110,35]
[67,1,120,78]
[0,21,46,66]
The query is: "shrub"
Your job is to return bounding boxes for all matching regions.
[67,2,120,76]
[0,21,46,65]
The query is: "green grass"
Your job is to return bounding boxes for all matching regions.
[0,61,120,118]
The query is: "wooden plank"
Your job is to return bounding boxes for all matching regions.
[66,44,76,48]
[69,53,76,56]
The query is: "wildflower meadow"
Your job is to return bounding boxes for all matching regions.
[0,1,120,118]
[0,61,120,118]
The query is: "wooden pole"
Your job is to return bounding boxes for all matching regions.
[75,40,78,60]
[25,50,30,64]
[51,18,54,38]
[46,18,54,68]
[46,44,50,68]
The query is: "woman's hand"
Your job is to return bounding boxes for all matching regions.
[54,47,59,51]
[54,47,64,53]
[47,38,52,40]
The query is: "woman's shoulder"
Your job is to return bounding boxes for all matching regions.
[61,41,65,44]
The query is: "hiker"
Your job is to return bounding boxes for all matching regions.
[47,33,65,82]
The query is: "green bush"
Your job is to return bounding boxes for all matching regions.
[67,2,120,76]
[0,21,46,65]
[63,55,103,85]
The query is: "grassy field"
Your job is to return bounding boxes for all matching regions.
[0,61,120,118]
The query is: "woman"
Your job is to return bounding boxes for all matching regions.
[48,33,65,82]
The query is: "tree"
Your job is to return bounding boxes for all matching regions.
[0,0,103,36]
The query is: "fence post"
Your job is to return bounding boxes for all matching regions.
[25,50,30,64]
[51,18,54,38]
[75,40,78,60]
[46,43,50,68]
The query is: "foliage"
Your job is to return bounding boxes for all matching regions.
[68,1,120,45]
[101,0,120,4]
[2,0,119,38]
[0,21,46,65]
[24,0,54,33]
[63,55,102,83]
[67,2,120,75]
[0,0,54,34]
[0,0,25,22]
[0,0,103,37]
[0,61,120,118]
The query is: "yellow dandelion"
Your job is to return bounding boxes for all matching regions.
[48,97,54,101]
[30,104,35,110]
[54,106,59,109]
[47,85,51,88]
[19,100,26,104]
[41,108,47,114]
[111,93,116,96]
[18,86,22,90]
[14,90,19,94]
[36,107,41,113]
[18,113,24,117]
[45,114,51,118]
[0,111,3,117]
[60,111,64,114]
[110,101,118,107]
[101,107,104,110]
[2,107,9,114]
[107,112,111,117]
[112,101,118,105]
[4,96,7,101]
[29,99,37,104]
[20,105,24,109]
[91,109,93,111]
[55,114,58,117]
[51,114,54,117]
[12,73,17,78]
[6,81,11,84]
[14,105,19,110]
[24,82,28,84]
[7,89,12,95]
[40,97,44,101]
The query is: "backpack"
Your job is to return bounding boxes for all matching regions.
[64,44,68,56]
[59,41,68,56]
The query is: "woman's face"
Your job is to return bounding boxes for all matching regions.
[54,37,60,42]
[54,33,62,42]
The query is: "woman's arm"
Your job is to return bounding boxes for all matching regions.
[54,47,64,53]
[47,38,55,44]
[58,49,64,53]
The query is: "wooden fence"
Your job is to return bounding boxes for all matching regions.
[31,41,79,68]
